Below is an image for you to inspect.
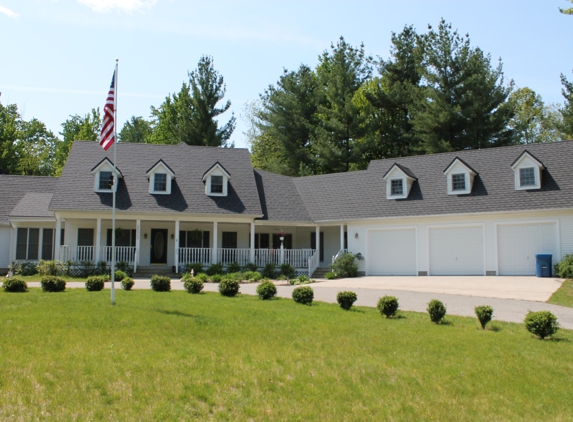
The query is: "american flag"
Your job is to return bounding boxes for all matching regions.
[99,70,116,150]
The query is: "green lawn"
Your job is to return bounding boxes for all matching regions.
[1,274,88,283]
[1,289,572,421]
[548,279,573,308]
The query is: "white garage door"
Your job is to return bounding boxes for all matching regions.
[367,229,416,276]
[429,226,484,276]
[498,223,557,275]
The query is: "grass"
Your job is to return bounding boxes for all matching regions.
[1,289,572,421]
[548,279,573,308]
[1,274,88,283]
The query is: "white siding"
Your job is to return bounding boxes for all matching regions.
[429,226,484,276]
[366,228,417,276]
[0,227,11,269]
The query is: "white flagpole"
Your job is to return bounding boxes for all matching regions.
[111,59,119,305]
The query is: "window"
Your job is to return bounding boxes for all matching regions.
[154,173,167,192]
[211,175,223,194]
[272,233,293,249]
[77,229,94,261]
[179,230,210,248]
[222,232,237,249]
[107,229,136,247]
[16,228,40,260]
[452,173,466,191]
[253,233,270,249]
[99,171,112,190]
[391,179,403,196]
[520,167,535,187]
[42,229,54,260]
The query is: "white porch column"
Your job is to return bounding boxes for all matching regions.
[54,216,62,260]
[212,221,218,264]
[134,220,141,273]
[95,218,102,263]
[250,222,255,263]
[9,224,16,264]
[174,220,180,272]
[315,225,320,263]
[340,225,345,251]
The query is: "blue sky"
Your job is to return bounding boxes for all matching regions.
[1,0,572,149]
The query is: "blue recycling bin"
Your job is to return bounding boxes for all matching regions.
[535,254,552,277]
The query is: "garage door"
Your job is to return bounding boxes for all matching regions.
[367,229,416,276]
[498,223,557,275]
[429,226,484,276]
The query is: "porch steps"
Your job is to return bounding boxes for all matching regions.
[134,266,177,278]
[312,267,331,279]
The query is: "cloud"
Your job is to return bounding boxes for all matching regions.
[0,5,19,18]
[76,0,157,13]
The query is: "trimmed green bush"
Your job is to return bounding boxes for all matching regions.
[243,271,262,282]
[96,260,108,276]
[219,278,240,297]
[195,273,209,282]
[150,275,171,292]
[37,260,63,276]
[292,286,314,305]
[263,262,277,279]
[475,305,494,329]
[19,261,38,276]
[227,272,244,282]
[184,262,204,276]
[256,280,277,300]
[85,276,106,292]
[524,311,559,339]
[427,299,447,324]
[183,277,204,294]
[337,291,357,310]
[290,275,311,285]
[121,277,134,291]
[331,252,363,278]
[555,254,573,279]
[2,277,28,293]
[377,296,399,318]
[325,272,337,280]
[114,270,127,281]
[226,261,242,274]
[243,262,258,272]
[116,261,133,277]
[78,260,96,277]
[210,274,222,283]
[40,276,66,293]
[206,263,224,276]
[280,263,296,279]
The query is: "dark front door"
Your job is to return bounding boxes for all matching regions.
[150,229,168,264]
[310,232,324,262]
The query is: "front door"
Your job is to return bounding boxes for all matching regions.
[150,229,168,264]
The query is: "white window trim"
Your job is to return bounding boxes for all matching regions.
[444,158,476,195]
[383,164,416,200]
[91,159,122,193]
[511,152,544,191]
[202,163,231,197]
[146,161,175,195]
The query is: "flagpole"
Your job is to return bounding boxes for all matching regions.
[111,59,119,305]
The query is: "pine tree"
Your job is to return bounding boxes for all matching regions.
[561,71,573,138]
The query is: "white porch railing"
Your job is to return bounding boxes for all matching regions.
[308,250,319,277]
[332,249,348,264]
[60,246,94,262]
[284,249,315,268]
[179,248,212,266]
[60,246,136,266]
[217,248,251,266]
[100,246,136,265]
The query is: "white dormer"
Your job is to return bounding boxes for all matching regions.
[510,151,545,191]
[146,159,175,195]
[91,158,123,193]
[202,162,231,197]
[443,157,477,195]
[383,164,417,200]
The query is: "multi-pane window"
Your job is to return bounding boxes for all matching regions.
[99,171,112,190]
[391,179,403,196]
[154,173,167,192]
[520,167,535,187]
[15,228,53,261]
[222,232,237,249]
[77,228,94,261]
[452,173,466,191]
[179,230,210,248]
[211,175,223,193]
[42,229,54,260]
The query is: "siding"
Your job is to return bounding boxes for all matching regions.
[0,227,11,269]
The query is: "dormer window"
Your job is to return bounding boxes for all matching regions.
[511,151,544,191]
[383,164,417,200]
[211,175,223,193]
[91,157,123,193]
[146,160,175,195]
[99,171,112,190]
[202,162,231,197]
[444,157,477,196]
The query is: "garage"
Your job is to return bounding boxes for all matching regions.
[497,223,558,275]
[366,228,417,276]
[429,226,484,276]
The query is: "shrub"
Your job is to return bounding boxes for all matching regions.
[555,254,573,279]
[2,277,28,293]
[96,260,108,276]
[206,263,224,276]
[210,274,222,283]
[290,275,311,285]
[121,277,134,291]
[219,278,240,297]
[243,271,262,282]
[37,260,63,276]
[262,262,277,279]
[325,271,337,280]
[292,286,314,305]
[280,263,296,279]
[78,260,97,277]
[277,275,288,281]
[183,277,204,294]
[85,276,106,291]
[195,273,209,282]
[114,270,127,281]
[227,272,244,282]
[337,291,357,310]
[40,276,66,292]
[226,261,242,274]
[150,275,171,292]
[8,261,20,275]
[243,262,258,272]
[427,299,447,324]
[331,252,363,278]
[19,261,38,276]
[184,262,204,276]
[524,311,559,339]
[475,305,494,330]
[256,280,277,300]
[116,261,133,277]
[377,296,399,318]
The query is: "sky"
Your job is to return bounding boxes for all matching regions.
[1,0,572,150]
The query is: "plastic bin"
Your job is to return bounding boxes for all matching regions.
[535,254,552,277]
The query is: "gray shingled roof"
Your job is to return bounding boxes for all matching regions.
[254,170,313,222]
[10,193,55,218]
[0,176,58,225]
[294,141,573,222]
[49,141,263,217]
